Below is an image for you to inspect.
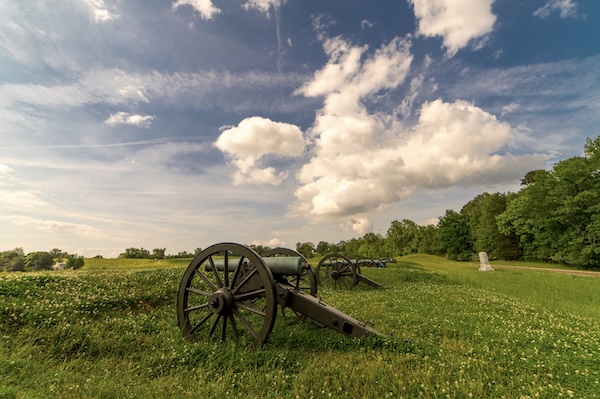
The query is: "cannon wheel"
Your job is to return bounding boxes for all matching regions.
[262,247,317,323]
[177,243,277,348]
[316,253,358,290]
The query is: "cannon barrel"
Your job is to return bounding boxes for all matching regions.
[206,256,306,276]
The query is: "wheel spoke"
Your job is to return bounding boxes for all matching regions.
[228,314,239,342]
[208,314,221,337]
[184,302,209,313]
[231,267,258,295]
[207,256,224,288]
[235,301,267,317]
[223,252,229,288]
[186,287,213,297]
[232,308,259,339]
[189,312,213,335]
[220,315,227,342]
[234,288,266,302]
[193,268,217,292]
[229,256,244,290]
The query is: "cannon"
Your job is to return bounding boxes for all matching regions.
[177,243,378,347]
[316,254,383,290]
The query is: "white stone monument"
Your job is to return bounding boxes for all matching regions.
[478,252,494,271]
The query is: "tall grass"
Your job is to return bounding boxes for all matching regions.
[1,257,598,398]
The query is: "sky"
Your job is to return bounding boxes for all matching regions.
[1,0,599,257]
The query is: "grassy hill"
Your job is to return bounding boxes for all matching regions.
[1,256,598,398]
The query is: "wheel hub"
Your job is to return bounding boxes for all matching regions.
[208,289,234,315]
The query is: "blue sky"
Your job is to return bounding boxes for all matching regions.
[1,0,599,257]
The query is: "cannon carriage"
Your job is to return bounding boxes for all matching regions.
[177,243,378,347]
[316,253,383,290]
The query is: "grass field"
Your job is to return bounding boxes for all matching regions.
[1,255,599,398]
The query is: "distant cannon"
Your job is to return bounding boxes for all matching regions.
[316,254,383,290]
[177,243,378,347]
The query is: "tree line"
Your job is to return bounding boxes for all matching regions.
[0,248,84,272]
[294,136,600,270]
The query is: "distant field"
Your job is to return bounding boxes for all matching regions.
[1,256,598,398]
[82,257,192,270]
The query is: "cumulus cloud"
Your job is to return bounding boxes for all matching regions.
[172,0,221,20]
[341,218,373,235]
[105,112,155,127]
[290,36,549,228]
[408,0,496,57]
[533,0,578,19]
[215,116,307,185]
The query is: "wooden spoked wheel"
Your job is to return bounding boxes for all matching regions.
[316,254,358,290]
[177,243,277,348]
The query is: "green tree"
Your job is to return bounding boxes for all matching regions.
[386,219,421,256]
[0,248,26,272]
[151,248,166,259]
[316,241,331,255]
[498,136,600,268]
[25,252,54,271]
[66,255,85,269]
[462,192,522,260]
[437,210,473,260]
[295,242,315,259]
[357,233,386,258]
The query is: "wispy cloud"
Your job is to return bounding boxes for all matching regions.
[105,112,155,128]
[534,0,578,19]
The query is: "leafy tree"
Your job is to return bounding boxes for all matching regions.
[119,248,151,259]
[357,233,387,258]
[295,242,315,259]
[25,252,54,271]
[386,219,421,256]
[49,248,67,261]
[249,244,269,255]
[437,210,473,260]
[66,255,85,269]
[151,248,166,259]
[498,136,600,268]
[0,248,26,272]
[316,241,331,255]
[462,192,522,260]
[343,238,362,258]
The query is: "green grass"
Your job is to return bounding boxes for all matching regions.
[1,257,599,398]
[82,258,192,270]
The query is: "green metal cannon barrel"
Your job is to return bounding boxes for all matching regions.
[206,256,305,276]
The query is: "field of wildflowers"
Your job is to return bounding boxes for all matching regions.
[0,257,598,398]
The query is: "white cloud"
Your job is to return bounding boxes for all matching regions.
[215,116,307,185]
[83,0,118,23]
[242,0,285,15]
[105,112,155,128]
[253,238,287,247]
[341,217,373,235]
[408,0,496,57]
[0,164,14,174]
[172,0,221,20]
[290,36,549,225]
[4,215,99,236]
[533,0,578,19]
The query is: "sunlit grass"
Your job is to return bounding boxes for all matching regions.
[1,257,599,398]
